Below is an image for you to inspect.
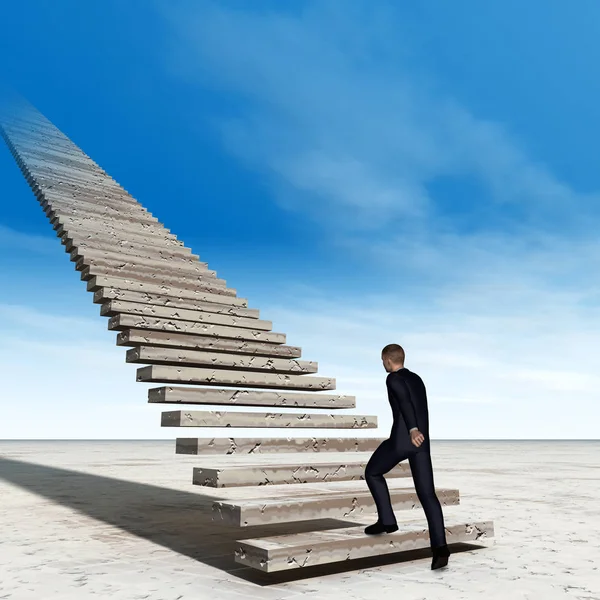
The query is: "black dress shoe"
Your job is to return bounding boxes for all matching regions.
[364,521,399,535]
[431,544,450,570]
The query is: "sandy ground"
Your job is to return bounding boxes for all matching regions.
[0,440,598,600]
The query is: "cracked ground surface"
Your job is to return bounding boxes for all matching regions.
[0,440,599,599]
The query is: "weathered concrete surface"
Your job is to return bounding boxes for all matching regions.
[130,347,311,372]
[52,214,171,237]
[138,366,332,390]
[58,224,184,250]
[76,249,208,271]
[161,410,376,429]
[235,520,494,572]
[118,329,300,357]
[65,237,199,260]
[193,461,409,487]
[75,254,213,278]
[4,440,595,598]
[149,386,353,408]
[105,301,264,330]
[90,275,240,301]
[100,290,258,317]
[212,487,460,527]
[82,264,226,288]
[44,201,160,224]
[176,437,384,454]
[115,315,281,342]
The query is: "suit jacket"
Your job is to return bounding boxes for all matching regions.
[386,367,430,454]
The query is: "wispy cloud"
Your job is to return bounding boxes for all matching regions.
[153,1,600,439]
[0,224,56,255]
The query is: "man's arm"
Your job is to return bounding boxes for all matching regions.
[387,375,419,431]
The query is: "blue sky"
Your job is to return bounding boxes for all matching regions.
[1,0,599,439]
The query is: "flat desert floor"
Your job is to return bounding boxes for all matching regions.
[0,440,598,600]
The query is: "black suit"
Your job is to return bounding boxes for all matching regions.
[365,367,447,548]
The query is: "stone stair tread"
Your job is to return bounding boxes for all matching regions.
[148,386,353,408]
[161,410,376,428]
[193,460,409,487]
[234,519,494,572]
[212,486,460,527]
[119,330,300,357]
[131,346,312,371]
[175,437,385,454]
[110,303,271,330]
[90,276,244,304]
[139,365,332,389]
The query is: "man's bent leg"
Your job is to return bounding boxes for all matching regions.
[408,450,447,548]
[365,439,404,525]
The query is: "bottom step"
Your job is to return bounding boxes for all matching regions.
[235,520,494,572]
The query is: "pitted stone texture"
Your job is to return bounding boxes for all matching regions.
[193,460,408,487]
[138,365,331,389]
[104,301,264,329]
[78,250,206,271]
[101,290,258,317]
[89,276,241,302]
[58,224,184,250]
[130,347,312,372]
[149,386,354,408]
[235,520,494,572]
[65,237,198,260]
[116,315,281,342]
[50,209,165,230]
[118,329,299,357]
[40,189,149,211]
[78,258,216,281]
[75,255,212,278]
[212,487,460,527]
[45,202,160,225]
[53,215,174,239]
[105,300,262,330]
[83,265,225,288]
[176,437,385,454]
[161,410,375,429]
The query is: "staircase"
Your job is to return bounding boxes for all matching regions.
[0,98,494,574]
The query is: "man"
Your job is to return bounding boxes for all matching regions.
[364,343,450,570]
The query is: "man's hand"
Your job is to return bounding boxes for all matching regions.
[410,429,425,447]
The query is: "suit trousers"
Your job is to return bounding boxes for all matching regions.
[365,438,447,548]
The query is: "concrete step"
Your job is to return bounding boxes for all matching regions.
[32,176,134,201]
[94,278,247,306]
[138,365,332,390]
[212,486,460,527]
[107,301,269,330]
[25,162,117,188]
[89,275,238,299]
[40,189,148,213]
[98,289,257,318]
[161,410,375,429]
[117,329,299,357]
[193,460,409,487]
[57,223,182,249]
[47,202,161,226]
[65,237,198,261]
[129,346,312,372]
[74,253,211,277]
[176,437,385,454]
[22,148,103,172]
[35,183,140,207]
[111,314,277,341]
[45,201,160,226]
[53,214,174,239]
[82,264,226,289]
[74,249,205,270]
[235,519,494,572]
[76,257,216,281]
[149,386,354,408]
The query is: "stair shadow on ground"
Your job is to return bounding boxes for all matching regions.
[0,457,487,586]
